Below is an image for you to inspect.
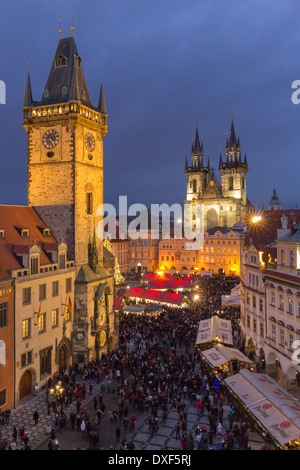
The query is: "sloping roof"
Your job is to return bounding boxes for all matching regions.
[37,36,94,109]
[0,205,58,280]
[148,279,192,290]
[277,226,300,243]
[124,287,187,306]
[196,315,233,345]
[225,369,300,446]
[75,264,99,283]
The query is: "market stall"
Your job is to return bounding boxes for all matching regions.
[195,315,233,348]
[200,343,253,377]
[224,368,300,449]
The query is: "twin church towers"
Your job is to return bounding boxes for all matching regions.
[185,120,250,231]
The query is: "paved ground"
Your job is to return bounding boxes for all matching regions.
[0,340,267,451]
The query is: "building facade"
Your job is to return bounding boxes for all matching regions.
[158,226,244,275]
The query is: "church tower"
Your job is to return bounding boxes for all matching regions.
[23,32,117,362]
[219,119,248,205]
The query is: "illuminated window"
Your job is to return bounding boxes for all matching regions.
[22,318,31,339]
[51,309,59,328]
[38,312,46,333]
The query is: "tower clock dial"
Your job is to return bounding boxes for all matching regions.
[42,129,59,149]
[99,330,106,347]
[85,132,95,152]
[98,307,106,326]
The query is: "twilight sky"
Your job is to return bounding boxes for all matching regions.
[0,0,300,212]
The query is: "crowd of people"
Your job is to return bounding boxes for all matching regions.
[0,274,258,451]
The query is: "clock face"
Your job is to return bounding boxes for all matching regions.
[76,332,84,341]
[43,129,59,149]
[85,132,95,152]
[99,330,106,347]
[98,307,106,326]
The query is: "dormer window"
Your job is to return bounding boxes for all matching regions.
[76,56,81,68]
[82,90,86,99]
[0,229,4,240]
[44,88,49,98]
[62,86,68,96]
[43,228,51,238]
[54,55,67,68]
[21,229,29,239]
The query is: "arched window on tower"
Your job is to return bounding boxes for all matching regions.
[229,176,233,190]
[54,55,67,67]
[193,180,197,193]
[241,177,245,190]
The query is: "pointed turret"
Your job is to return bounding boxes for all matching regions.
[244,153,248,167]
[98,78,107,114]
[207,156,210,169]
[24,69,33,107]
[229,120,237,149]
[219,153,223,169]
[185,156,188,172]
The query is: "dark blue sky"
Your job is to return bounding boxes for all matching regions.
[0,0,300,211]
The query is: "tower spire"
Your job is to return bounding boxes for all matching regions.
[98,73,107,114]
[24,63,33,107]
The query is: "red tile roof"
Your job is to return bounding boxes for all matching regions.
[0,205,58,280]
[124,287,187,306]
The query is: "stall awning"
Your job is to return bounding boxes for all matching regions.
[224,369,300,446]
[201,344,252,367]
[196,315,233,345]
[221,294,240,306]
[124,287,188,306]
[147,279,192,290]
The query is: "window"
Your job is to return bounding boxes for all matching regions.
[86,192,93,214]
[280,249,285,265]
[279,329,284,346]
[288,297,293,314]
[0,230,4,239]
[271,324,276,341]
[253,319,257,333]
[22,287,31,305]
[62,86,68,96]
[290,250,295,267]
[52,281,59,297]
[259,298,263,312]
[22,318,31,339]
[253,296,256,308]
[193,180,197,193]
[43,228,51,237]
[40,347,52,379]
[246,293,250,304]
[271,291,275,306]
[59,253,66,269]
[279,293,284,310]
[0,301,8,328]
[38,312,46,333]
[51,309,59,328]
[54,54,67,67]
[21,351,33,368]
[161,256,164,261]
[21,229,29,239]
[30,256,39,275]
[39,284,46,301]
[247,315,250,327]
[66,278,72,293]
[229,176,233,190]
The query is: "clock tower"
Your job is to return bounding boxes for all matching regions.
[23,34,118,362]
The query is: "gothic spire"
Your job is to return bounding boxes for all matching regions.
[24,65,33,107]
[98,74,107,114]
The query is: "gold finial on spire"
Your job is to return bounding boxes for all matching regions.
[59,18,62,39]
[71,14,74,36]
